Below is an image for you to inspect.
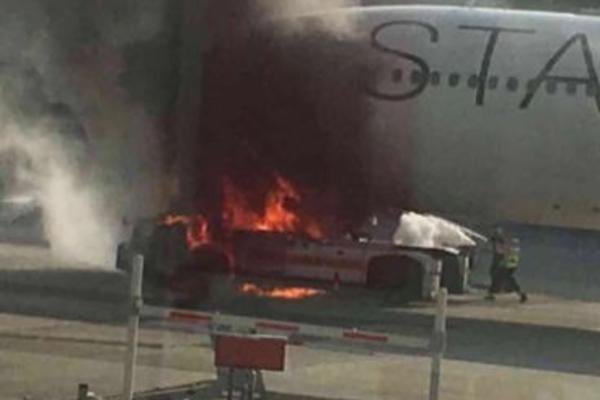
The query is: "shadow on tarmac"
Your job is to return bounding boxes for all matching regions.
[0,262,599,378]
[0,267,129,322]
[206,292,600,377]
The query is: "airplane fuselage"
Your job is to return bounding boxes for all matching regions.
[340,6,600,230]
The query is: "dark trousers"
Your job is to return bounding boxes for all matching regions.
[489,258,502,293]
[489,267,522,294]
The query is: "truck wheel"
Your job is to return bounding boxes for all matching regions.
[367,255,423,300]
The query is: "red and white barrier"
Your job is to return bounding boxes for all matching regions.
[141,304,428,350]
[123,257,447,400]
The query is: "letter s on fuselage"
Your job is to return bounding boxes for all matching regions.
[324,5,600,230]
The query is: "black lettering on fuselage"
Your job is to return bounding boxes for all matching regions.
[368,20,439,101]
[459,25,535,106]
[520,34,600,111]
[368,20,600,114]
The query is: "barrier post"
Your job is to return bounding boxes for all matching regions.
[429,288,448,400]
[122,255,144,400]
[227,367,234,400]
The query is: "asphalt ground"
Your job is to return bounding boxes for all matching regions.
[1,243,599,399]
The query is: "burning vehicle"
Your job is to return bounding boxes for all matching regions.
[108,5,491,306]
[117,175,478,305]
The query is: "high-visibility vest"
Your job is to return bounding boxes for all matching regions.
[506,245,520,269]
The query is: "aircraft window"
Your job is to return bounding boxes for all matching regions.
[410,70,425,84]
[566,82,577,95]
[506,77,519,92]
[429,71,440,86]
[488,76,498,90]
[467,74,479,89]
[546,80,557,94]
[392,68,403,83]
[448,73,460,87]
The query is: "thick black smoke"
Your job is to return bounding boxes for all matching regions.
[0,0,410,262]
[185,2,387,236]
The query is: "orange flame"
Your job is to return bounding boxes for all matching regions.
[160,174,322,252]
[223,175,323,238]
[163,214,211,249]
[239,283,324,299]
[256,176,300,231]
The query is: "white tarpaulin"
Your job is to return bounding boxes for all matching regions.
[393,212,482,249]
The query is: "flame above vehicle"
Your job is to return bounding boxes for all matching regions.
[222,174,323,239]
[239,283,324,299]
[161,174,323,251]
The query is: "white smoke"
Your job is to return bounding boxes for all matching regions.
[256,0,356,16]
[393,212,476,249]
[256,0,361,36]
[0,1,175,267]
[0,125,118,267]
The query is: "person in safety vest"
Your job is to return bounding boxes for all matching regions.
[487,237,527,303]
[486,226,507,299]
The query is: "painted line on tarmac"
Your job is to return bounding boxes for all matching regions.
[0,331,164,349]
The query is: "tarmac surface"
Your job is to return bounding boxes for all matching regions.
[1,243,600,399]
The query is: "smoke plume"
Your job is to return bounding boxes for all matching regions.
[254,0,361,35]
[187,1,393,237]
[0,128,117,266]
[0,1,179,266]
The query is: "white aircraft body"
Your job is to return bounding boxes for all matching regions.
[318,5,600,231]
